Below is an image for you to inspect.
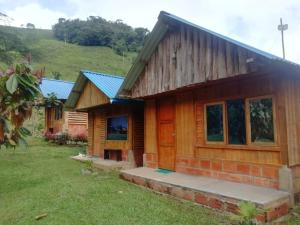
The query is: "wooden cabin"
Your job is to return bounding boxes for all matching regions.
[65,71,144,166]
[40,78,88,137]
[118,12,300,201]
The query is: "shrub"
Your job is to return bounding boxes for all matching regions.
[71,132,87,143]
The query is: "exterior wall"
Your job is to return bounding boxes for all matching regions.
[64,111,88,137]
[87,104,144,164]
[45,107,88,136]
[130,24,268,98]
[144,74,288,189]
[76,80,110,110]
[283,75,300,197]
[44,107,64,133]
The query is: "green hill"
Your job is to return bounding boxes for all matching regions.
[0,26,135,81]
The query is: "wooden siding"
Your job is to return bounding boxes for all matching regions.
[144,74,288,167]
[44,107,64,133]
[131,25,264,98]
[88,105,144,161]
[76,80,110,110]
[283,76,300,166]
[144,99,157,154]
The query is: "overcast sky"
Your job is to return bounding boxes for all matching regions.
[1,0,300,63]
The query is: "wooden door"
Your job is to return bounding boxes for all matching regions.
[157,97,176,170]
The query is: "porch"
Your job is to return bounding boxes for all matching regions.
[120,167,291,222]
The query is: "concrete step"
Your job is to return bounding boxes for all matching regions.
[120,167,291,222]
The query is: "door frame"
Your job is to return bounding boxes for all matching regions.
[156,96,176,171]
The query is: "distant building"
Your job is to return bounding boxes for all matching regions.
[40,78,88,137]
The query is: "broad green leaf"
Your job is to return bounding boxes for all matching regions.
[6,75,18,94]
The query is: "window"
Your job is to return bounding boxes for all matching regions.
[227,99,246,144]
[107,116,128,140]
[206,104,224,142]
[204,96,276,146]
[54,106,63,120]
[249,97,275,143]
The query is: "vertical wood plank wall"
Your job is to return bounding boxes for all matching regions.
[284,76,300,166]
[144,74,290,189]
[76,81,110,110]
[87,105,144,161]
[131,25,266,98]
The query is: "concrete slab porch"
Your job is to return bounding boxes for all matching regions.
[71,154,133,171]
[120,167,291,222]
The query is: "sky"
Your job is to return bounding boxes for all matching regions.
[1,0,300,63]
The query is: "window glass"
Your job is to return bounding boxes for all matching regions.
[206,104,224,142]
[54,106,63,120]
[107,116,128,140]
[227,99,246,144]
[249,98,274,143]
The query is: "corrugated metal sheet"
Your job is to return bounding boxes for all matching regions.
[118,11,300,95]
[65,70,127,109]
[40,78,74,100]
[82,70,124,99]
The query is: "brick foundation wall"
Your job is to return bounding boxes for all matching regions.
[144,153,280,189]
[120,172,290,222]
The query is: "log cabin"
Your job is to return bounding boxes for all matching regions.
[118,11,300,220]
[65,71,144,166]
[40,78,88,137]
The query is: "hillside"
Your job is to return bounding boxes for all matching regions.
[0,26,135,81]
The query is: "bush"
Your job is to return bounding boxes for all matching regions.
[71,132,87,143]
[44,131,87,145]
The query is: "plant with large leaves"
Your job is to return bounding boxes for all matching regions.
[0,61,43,148]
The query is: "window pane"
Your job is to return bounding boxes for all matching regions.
[206,104,224,142]
[227,99,246,144]
[107,116,128,140]
[249,98,274,143]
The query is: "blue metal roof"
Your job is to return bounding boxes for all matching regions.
[65,70,131,109]
[40,78,74,100]
[81,70,124,98]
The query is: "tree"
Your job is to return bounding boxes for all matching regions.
[26,23,35,29]
[0,59,43,148]
[52,71,62,80]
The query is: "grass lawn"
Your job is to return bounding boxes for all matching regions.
[0,138,230,225]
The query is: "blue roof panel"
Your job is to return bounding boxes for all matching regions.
[40,78,74,100]
[81,70,124,98]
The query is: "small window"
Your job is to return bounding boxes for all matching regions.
[227,99,246,145]
[249,97,275,143]
[206,104,224,142]
[107,116,128,140]
[54,106,63,120]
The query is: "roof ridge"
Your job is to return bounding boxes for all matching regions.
[42,77,75,84]
[159,11,282,60]
[81,70,125,80]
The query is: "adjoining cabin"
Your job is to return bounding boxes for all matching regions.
[118,11,300,221]
[65,71,144,167]
[40,78,88,137]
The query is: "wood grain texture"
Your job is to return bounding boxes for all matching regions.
[131,25,260,98]
[143,74,287,168]
[144,99,157,154]
[76,81,110,110]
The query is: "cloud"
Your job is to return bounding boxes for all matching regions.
[6,3,66,28]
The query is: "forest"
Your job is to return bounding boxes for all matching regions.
[52,16,149,55]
